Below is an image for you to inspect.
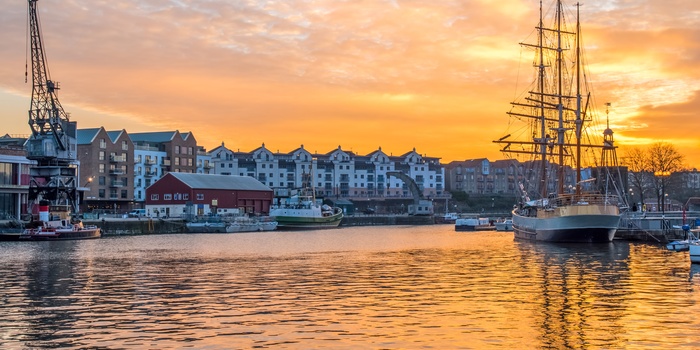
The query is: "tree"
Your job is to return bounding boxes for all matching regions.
[648,142,684,212]
[621,147,652,208]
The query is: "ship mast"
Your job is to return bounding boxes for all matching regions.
[537,0,547,199]
[575,2,583,196]
[555,0,566,196]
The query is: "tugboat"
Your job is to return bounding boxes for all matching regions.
[20,202,100,241]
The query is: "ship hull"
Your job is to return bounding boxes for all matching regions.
[20,228,101,241]
[274,212,343,230]
[512,211,620,243]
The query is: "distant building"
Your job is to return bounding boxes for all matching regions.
[207,143,445,202]
[76,128,134,213]
[131,131,197,204]
[0,135,32,220]
[145,172,273,218]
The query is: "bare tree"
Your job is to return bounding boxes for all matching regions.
[621,147,651,209]
[648,142,685,212]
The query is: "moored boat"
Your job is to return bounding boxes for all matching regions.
[270,197,343,230]
[495,219,513,232]
[492,0,623,243]
[185,220,227,233]
[20,218,101,241]
[690,231,700,263]
[455,217,493,232]
[226,216,278,233]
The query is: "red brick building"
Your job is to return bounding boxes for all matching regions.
[145,172,273,218]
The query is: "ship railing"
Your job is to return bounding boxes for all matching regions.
[551,194,621,208]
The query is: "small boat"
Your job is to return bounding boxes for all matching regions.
[688,237,700,264]
[495,219,513,232]
[20,219,101,241]
[666,225,698,252]
[455,217,493,232]
[185,220,227,233]
[435,213,460,224]
[226,216,278,233]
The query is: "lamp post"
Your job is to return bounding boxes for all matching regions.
[654,170,671,216]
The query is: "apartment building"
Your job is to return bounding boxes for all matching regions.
[76,128,134,213]
[0,136,32,220]
[205,143,445,201]
[131,131,197,203]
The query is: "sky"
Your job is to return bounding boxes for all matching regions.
[1,0,699,167]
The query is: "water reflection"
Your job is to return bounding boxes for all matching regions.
[1,228,699,349]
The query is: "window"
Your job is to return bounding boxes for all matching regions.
[175,157,180,166]
[188,147,193,155]
[151,194,159,200]
[99,189,105,198]
[164,194,172,200]
[99,151,105,161]
[175,146,180,154]
[183,193,189,200]
[122,140,128,150]
[99,139,106,148]
[121,190,127,198]
[99,176,105,185]
[196,193,204,200]
[188,158,193,167]
[99,164,105,173]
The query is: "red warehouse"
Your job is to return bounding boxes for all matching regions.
[145,173,273,218]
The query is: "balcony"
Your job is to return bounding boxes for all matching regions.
[109,169,125,175]
[145,158,157,165]
[110,155,126,163]
[144,171,157,177]
[109,181,125,188]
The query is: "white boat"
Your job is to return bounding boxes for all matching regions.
[436,213,459,224]
[689,229,700,263]
[186,221,227,233]
[455,217,492,232]
[495,219,513,232]
[492,0,622,243]
[226,216,278,233]
[669,226,699,253]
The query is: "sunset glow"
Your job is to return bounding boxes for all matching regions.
[1,0,699,166]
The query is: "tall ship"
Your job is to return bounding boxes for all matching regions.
[493,1,623,242]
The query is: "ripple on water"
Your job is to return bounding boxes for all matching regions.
[1,227,700,349]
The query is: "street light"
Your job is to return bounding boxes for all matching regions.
[654,170,671,216]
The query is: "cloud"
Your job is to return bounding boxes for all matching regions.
[0,0,699,166]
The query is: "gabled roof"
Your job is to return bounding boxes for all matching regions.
[106,130,126,143]
[76,128,101,145]
[168,173,272,192]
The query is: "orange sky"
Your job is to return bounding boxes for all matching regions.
[1,0,699,167]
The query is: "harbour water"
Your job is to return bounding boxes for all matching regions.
[1,225,699,349]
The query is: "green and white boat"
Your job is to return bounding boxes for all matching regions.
[270,194,343,230]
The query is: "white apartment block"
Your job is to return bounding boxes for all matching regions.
[204,143,445,201]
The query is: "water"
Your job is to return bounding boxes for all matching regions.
[1,225,700,349]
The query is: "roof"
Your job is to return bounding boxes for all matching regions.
[76,128,101,145]
[130,131,178,143]
[168,173,272,192]
[106,130,126,143]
